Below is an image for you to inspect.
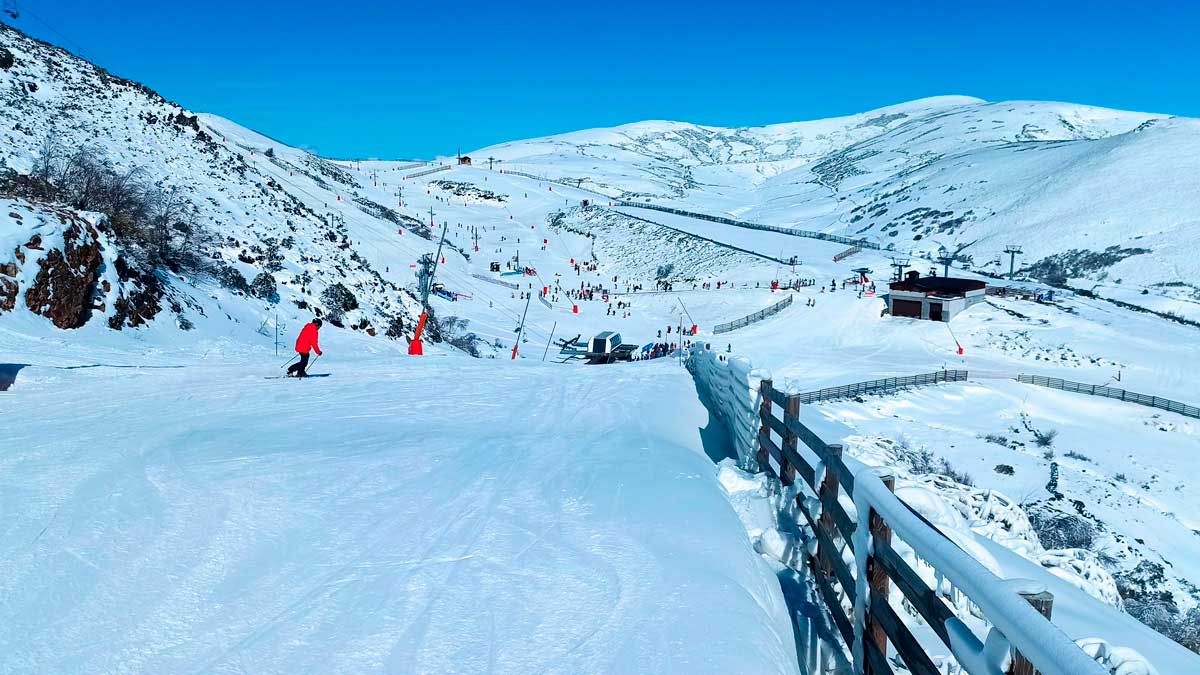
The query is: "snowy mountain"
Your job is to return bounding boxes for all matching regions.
[0,22,425,345]
[3,18,1200,675]
[479,96,1200,304]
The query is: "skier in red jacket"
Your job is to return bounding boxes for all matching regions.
[287,318,323,377]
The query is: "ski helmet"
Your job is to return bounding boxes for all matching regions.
[313,318,323,327]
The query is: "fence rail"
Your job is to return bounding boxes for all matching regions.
[751,373,1105,675]
[613,201,881,250]
[1016,374,1200,419]
[713,295,793,334]
[404,165,450,180]
[795,370,968,404]
[470,273,519,290]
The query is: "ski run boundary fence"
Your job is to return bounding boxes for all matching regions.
[794,370,968,404]
[403,165,450,180]
[1016,374,1200,419]
[713,295,793,334]
[686,346,1107,675]
[613,201,881,250]
[605,208,798,265]
[470,273,519,290]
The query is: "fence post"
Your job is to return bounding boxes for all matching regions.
[1011,591,1054,675]
[864,473,896,675]
[758,379,773,472]
[781,394,800,486]
[817,444,843,578]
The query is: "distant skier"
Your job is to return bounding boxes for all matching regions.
[287,318,323,378]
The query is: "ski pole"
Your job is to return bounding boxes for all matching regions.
[280,353,299,369]
[309,354,321,373]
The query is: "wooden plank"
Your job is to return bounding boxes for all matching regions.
[757,431,780,479]
[1012,591,1054,675]
[870,594,940,675]
[863,635,895,675]
[813,564,854,649]
[781,395,801,487]
[817,443,843,579]
[874,542,953,647]
[865,474,896,675]
[782,441,816,487]
[821,488,858,546]
[815,522,856,596]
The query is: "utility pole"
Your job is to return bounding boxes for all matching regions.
[512,293,531,360]
[1004,245,1023,280]
[274,310,279,356]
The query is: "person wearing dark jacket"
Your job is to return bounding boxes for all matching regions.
[287,318,323,377]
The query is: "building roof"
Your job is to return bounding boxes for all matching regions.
[889,275,986,296]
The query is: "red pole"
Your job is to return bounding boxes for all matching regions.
[409,312,428,356]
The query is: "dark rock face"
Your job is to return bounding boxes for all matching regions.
[23,217,104,329]
[107,256,162,330]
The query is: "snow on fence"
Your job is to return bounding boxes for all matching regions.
[833,245,863,262]
[1016,374,1200,419]
[686,345,1107,675]
[392,161,429,171]
[470,273,519,290]
[613,200,881,250]
[794,370,968,404]
[499,169,617,199]
[608,208,797,265]
[404,165,451,180]
[713,295,794,334]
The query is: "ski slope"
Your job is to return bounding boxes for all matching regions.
[0,345,797,674]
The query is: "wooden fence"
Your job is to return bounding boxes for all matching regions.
[794,370,968,404]
[756,378,1105,675]
[613,201,882,250]
[713,295,793,334]
[403,165,450,180]
[833,245,862,262]
[1017,374,1200,419]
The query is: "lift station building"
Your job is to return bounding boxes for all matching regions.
[887,271,986,322]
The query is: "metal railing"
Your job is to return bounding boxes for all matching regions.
[1016,375,1199,419]
[713,295,793,334]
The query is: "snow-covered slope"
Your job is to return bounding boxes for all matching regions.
[0,22,425,345]
[0,347,797,673]
[4,17,1200,675]
[477,97,1200,300]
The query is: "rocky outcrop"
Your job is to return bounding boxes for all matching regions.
[107,256,162,330]
[22,214,104,329]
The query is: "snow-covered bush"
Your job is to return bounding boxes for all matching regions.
[249,271,278,302]
[321,282,358,313]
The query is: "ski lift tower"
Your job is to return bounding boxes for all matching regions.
[1004,245,1023,280]
[936,245,955,278]
[409,219,449,356]
[889,256,911,282]
[3,0,19,19]
[851,267,873,285]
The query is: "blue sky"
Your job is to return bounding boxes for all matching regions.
[11,1,1199,158]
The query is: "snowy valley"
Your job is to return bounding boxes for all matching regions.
[2,19,1200,675]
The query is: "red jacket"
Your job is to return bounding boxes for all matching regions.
[296,323,322,355]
